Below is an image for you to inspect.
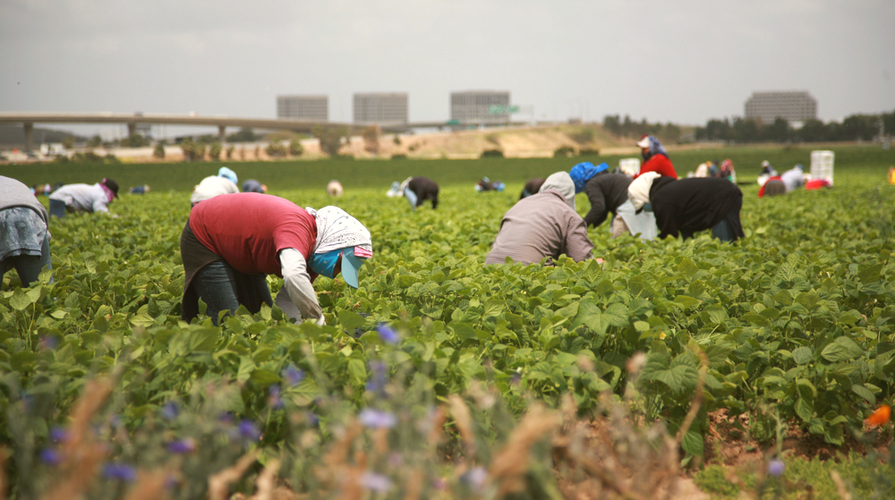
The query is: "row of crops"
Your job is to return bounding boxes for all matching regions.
[1,146,894,498]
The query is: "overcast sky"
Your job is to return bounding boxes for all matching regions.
[2,0,893,138]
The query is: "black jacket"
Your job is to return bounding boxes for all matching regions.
[408,176,439,209]
[583,173,632,227]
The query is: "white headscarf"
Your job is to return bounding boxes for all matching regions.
[628,172,661,211]
[538,171,577,210]
[305,206,373,254]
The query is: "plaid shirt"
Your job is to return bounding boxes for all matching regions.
[485,190,594,265]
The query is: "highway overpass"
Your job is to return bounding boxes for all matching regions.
[0,112,461,151]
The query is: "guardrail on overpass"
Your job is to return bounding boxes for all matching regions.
[0,112,462,151]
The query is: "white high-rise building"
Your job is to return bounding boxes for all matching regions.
[277,95,328,121]
[744,91,817,124]
[353,93,408,125]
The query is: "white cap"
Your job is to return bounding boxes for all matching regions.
[635,136,650,148]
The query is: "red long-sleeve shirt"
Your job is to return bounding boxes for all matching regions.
[636,154,678,179]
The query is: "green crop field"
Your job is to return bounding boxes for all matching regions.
[1,144,894,499]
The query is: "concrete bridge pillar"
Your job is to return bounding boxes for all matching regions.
[218,125,226,144]
[127,122,137,138]
[23,122,34,152]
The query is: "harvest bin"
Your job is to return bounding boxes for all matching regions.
[810,150,835,186]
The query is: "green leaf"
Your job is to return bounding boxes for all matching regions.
[851,384,876,405]
[678,258,698,279]
[673,295,701,309]
[249,369,280,387]
[821,337,864,362]
[857,262,884,284]
[791,346,812,365]
[681,429,704,457]
[796,378,817,400]
[338,311,366,330]
[795,398,814,422]
[347,358,366,384]
[8,289,35,311]
[742,312,770,327]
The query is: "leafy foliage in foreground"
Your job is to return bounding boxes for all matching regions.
[1,156,894,497]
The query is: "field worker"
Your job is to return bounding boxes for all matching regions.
[475,177,505,192]
[129,185,151,194]
[781,164,806,192]
[570,162,657,240]
[180,193,373,325]
[48,178,119,218]
[242,179,267,194]
[1,176,52,288]
[519,178,545,199]
[190,167,239,207]
[402,176,439,210]
[635,135,678,179]
[385,181,403,198]
[719,159,736,182]
[693,163,709,178]
[757,160,778,187]
[327,180,344,197]
[629,173,744,242]
[485,171,594,265]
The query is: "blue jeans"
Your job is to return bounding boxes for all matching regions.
[192,260,271,325]
[404,187,418,210]
[49,199,67,218]
[1,235,52,288]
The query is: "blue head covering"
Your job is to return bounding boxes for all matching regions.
[218,167,238,184]
[638,136,668,161]
[569,162,609,193]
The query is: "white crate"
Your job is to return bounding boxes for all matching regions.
[619,158,641,177]
[810,150,835,185]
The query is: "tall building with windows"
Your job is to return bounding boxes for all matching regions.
[451,91,511,124]
[352,93,408,125]
[744,91,817,124]
[277,95,328,121]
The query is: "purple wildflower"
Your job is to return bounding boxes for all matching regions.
[50,427,68,442]
[460,466,488,490]
[166,438,196,454]
[282,365,305,386]
[268,385,284,409]
[40,448,61,466]
[238,420,261,441]
[366,360,388,395]
[161,402,179,420]
[375,323,399,344]
[307,413,320,427]
[768,459,785,477]
[103,463,137,482]
[360,472,392,492]
[359,409,397,429]
[40,335,58,350]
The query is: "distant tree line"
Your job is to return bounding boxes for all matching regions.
[602,115,682,143]
[694,110,895,144]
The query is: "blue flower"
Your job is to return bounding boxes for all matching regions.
[50,427,68,442]
[167,438,196,454]
[359,409,397,429]
[40,335,59,350]
[282,365,305,386]
[40,448,61,466]
[460,466,488,490]
[375,323,399,344]
[161,402,179,420]
[768,459,785,477]
[360,472,392,492]
[238,420,261,441]
[103,463,137,482]
[366,360,388,395]
[268,385,284,409]
[307,413,320,427]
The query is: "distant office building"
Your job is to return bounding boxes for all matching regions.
[451,91,511,124]
[744,91,817,124]
[277,95,328,121]
[353,93,408,125]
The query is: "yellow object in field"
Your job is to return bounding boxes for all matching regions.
[889,167,895,185]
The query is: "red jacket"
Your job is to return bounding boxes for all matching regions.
[636,154,677,179]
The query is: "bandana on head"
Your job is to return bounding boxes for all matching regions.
[306,206,373,255]
[569,162,609,193]
[641,136,668,161]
